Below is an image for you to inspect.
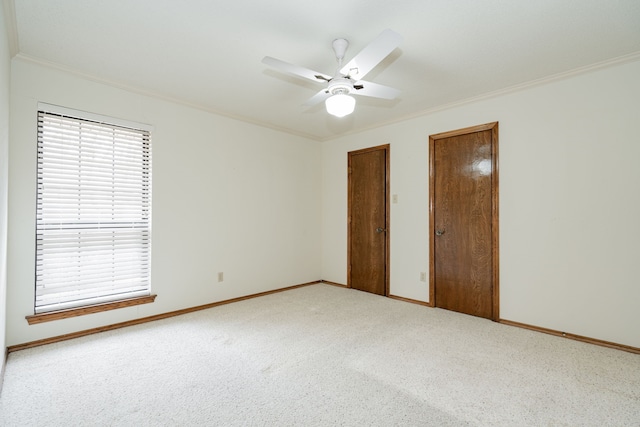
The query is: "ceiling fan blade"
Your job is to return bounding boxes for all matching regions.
[352,80,400,100]
[262,56,331,83]
[340,29,402,81]
[303,89,331,107]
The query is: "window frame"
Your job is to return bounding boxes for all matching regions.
[29,104,155,323]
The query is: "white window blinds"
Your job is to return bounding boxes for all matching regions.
[36,109,152,314]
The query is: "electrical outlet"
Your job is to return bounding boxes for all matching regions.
[420,272,427,282]
[217,272,224,282]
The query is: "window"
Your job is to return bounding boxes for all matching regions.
[35,105,152,315]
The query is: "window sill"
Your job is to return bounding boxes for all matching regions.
[26,295,157,325]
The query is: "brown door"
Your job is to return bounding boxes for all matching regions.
[348,145,389,296]
[429,123,499,320]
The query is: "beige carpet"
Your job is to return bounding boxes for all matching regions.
[1,284,639,426]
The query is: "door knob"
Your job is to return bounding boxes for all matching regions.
[435,229,445,236]
[376,227,387,233]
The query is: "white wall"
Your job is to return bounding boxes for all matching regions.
[0,4,11,369]
[321,59,640,348]
[7,59,321,346]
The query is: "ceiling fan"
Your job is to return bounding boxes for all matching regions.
[262,29,403,118]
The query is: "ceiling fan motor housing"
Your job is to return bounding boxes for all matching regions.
[328,77,352,95]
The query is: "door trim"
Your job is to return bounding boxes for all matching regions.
[347,144,390,296]
[428,122,499,320]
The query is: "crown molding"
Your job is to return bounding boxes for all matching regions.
[408,50,640,119]
[318,50,640,142]
[11,47,640,143]
[12,53,322,142]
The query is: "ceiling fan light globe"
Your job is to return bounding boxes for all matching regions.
[326,94,355,117]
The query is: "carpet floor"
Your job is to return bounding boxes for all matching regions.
[1,284,639,426]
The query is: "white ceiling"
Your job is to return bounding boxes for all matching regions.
[6,0,640,141]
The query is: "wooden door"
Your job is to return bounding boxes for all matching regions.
[348,145,389,296]
[429,123,499,320]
